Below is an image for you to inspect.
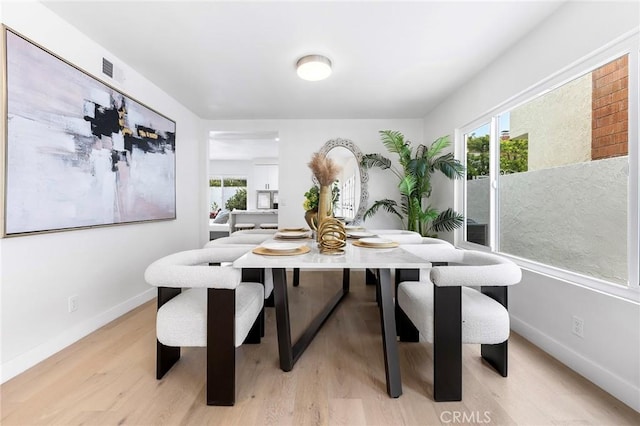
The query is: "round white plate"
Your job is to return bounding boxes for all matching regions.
[345,225,364,230]
[359,237,393,245]
[261,242,304,252]
[276,231,308,238]
[348,231,375,238]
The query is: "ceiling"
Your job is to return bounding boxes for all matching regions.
[43,1,565,121]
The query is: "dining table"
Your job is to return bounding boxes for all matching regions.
[232,234,430,398]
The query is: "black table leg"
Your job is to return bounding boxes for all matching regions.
[272,267,348,372]
[377,268,402,398]
[343,268,350,291]
[366,268,377,285]
[293,268,300,287]
[273,268,294,371]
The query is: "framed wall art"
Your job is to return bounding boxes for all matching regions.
[2,27,176,236]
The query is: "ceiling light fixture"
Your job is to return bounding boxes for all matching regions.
[296,55,332,81]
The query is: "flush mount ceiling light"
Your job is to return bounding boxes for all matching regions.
[296,55,332,81]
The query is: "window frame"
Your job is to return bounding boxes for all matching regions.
[454,30,639,302]
[208,174,248,211]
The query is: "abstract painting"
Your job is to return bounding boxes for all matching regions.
[3,28,176,236]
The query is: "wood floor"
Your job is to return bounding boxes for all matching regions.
[2,270,638,425]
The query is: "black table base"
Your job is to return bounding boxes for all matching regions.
[272,267,402,398]
[272,268,350,371]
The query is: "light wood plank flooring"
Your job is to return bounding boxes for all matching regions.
[2,270,638,425]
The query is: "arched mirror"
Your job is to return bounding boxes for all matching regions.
[315,138,369,225]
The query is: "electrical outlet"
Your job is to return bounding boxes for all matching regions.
[572,315,584,338]
[68,295,79,313]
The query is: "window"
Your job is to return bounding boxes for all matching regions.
[464,123,491,247]
[209,177,247,215]
[458,42,638,297]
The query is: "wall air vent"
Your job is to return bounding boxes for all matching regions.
[102,58,113,78]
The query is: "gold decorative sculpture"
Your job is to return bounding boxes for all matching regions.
[317,217,347,254]
[307,152,341,243]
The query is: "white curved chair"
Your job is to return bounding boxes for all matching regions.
[396,249,521,402]
[231,228,278,237]
[418,236,454,247]
[145,247,264,406]
[210,234,273,245]
[204,238,275,304]
[398,242,458,281]
[363,230,423,286]
[365,236,455,289]
[370,229,423,244]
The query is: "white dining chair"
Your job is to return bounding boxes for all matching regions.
[418,236,454,247]
[370,229,424,244]
[366,236,456,298]
[396,249,521,401]
[144,246,264,406]
[211,233,273,245]
[363,230,425,287]
[204,236,275,306]
[232,228,278,236]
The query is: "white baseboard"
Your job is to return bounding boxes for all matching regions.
[511,315,640,413]
[0,288,156,384]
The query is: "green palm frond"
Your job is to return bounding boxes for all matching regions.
[430,208,464,233]
[418,205,440,235]
[363,131,464,236]
[399,195,410,217]
[363,199,403,222]
[418,175,432,197]
[406,196,423,232]
[419,205,439,222]
[398,175,418,198]
[379,130,406,155]
[431,153,464,180]
[362,153,404,180]
[361,153,392,170]
[380,130,412,167]
[427,136,450,159]
[406,157,427,179]
[398,146,413,168]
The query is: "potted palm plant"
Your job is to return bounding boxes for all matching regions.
[361,130,464,236]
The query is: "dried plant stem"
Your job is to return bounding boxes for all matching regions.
[308,152,340,186]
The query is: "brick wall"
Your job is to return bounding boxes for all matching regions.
[591,55,628,160]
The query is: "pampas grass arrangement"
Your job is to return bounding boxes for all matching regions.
[308,152,342,242]
[308,152,341,185]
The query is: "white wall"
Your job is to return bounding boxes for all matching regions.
[0,2,203,382]
[422,1,640,411]
[209,159,252,176]
[511,73,592,171]
[201,119,424,246]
